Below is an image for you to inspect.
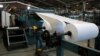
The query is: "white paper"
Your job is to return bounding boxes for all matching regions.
[37,13,66,35]
[64,23,99,42]
[36,12,99,42]
[42,19,52,34]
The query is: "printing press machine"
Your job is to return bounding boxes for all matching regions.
[0,1,100,56]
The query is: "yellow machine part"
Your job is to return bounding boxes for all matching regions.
[32,26,38,30]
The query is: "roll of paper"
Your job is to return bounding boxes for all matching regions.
[42,19,52,33]
[37,13,66,35]
[64,23,99,42]
[47,13,99,42]
[36,12,99,42]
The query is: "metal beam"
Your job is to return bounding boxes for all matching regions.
[35,0,53,6]
[0,1,38,8]
[0,1,17,4]
[70,0,94,5]
[56,0,67,5]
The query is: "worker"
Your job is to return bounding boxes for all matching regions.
[8,6,19,27]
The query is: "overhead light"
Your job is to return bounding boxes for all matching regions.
[27,5,31,10]
[0,4,3,8]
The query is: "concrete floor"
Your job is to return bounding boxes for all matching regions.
[0,38,80,56]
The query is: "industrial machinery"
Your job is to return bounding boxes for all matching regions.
[0,1,55,52]
[0,1,100,56]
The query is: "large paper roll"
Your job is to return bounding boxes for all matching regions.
[36,12,99,42]
[64,23,99,42]
[37,13,66,34]
[48,13,99,42]
[42,19,52,33]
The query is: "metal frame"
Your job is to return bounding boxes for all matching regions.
[57,40,100,56]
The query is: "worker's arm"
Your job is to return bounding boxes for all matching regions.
[7,8,12,12]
